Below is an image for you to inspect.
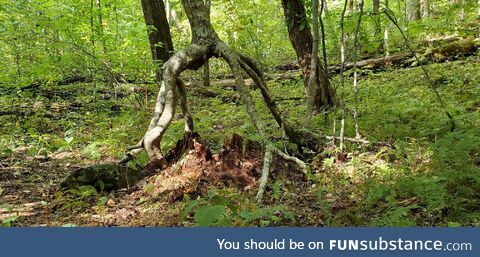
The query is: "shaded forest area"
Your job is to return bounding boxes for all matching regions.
[0,0,479,227]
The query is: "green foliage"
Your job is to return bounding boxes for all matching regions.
[2,216,18,227]
[181,189,295,227]
[194,205,226,226]
[0,204,18,227]
[82,142,102,160]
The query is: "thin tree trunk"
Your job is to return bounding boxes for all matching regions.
[165,0,170,23]
[384,9,456,131]
[384,0,390,57]
[96,0,108,55]
[114,1,119,50]
[373,0,381,54]
[280,0,337,110]
[421,0,430,18]
[348,0,354,15]
[432,0,436,17]
[90,0,97,106]
[319,0,328,69]
[352,0,364,140]
[408,0,421,21]
[141,0,174,81]
[459,0,465,22]
[203,0,211,87]
[306,0,319,126]
[323,0,329,14]
[339,0,348,152]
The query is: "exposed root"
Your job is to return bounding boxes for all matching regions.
[274,148,307,174]
[120,45,209,165]
[217,43,309,200]
[177,79,194,132]
[256,145,273,200]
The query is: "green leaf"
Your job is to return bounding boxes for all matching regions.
[64,136,74,144]
[323,157,335,168]
[447,222,462,227]
[0,148,13,158]
[82,143,101,160]
[2,216,18,227]
[77,185,97,197]
[0,204,13,212]
[98,196,108,206]
[181,199,200,219]
[194,205,225,226]
[239,210,253,220]
[144,183,155,195]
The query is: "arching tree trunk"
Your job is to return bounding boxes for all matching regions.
[280,0,337,111]
[120,0,194,165]
[128,0,308,198]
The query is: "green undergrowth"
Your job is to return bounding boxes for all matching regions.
[1,56,479,226]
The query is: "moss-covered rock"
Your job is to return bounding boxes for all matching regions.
[60,164,142,191]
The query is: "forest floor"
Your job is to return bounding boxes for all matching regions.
[0,55,479,227]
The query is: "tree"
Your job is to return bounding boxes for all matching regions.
[408,0,421,21]
[127,0,307,179]
[421,0,430,18]
[373,0,382,53]
[121,0,194,164]
[306,0,320,126]
[203,0,211,87]
[280,0,337,111]
[140,0,174,80]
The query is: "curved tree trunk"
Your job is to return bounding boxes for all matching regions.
[120,0,194,164]
[133,0,308,198]
[280,0,337,111]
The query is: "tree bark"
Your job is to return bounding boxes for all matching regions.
[280,0,337,110]
[203,0,211,87]
[408,0,421,21]
[384,0,390,56]
[306,0,320,126]
[373,0,382,54]
[421,0,430,18]
[96,0,108,55]
[141,0,174,80]
[121,0,194,164]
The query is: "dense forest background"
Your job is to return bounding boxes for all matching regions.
[0,0,479,227]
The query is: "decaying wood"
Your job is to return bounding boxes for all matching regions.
[213,38,479,88]
[150,134,261,201]
[330,52,414,72]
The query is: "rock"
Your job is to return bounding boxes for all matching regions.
[60,164,142,191]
